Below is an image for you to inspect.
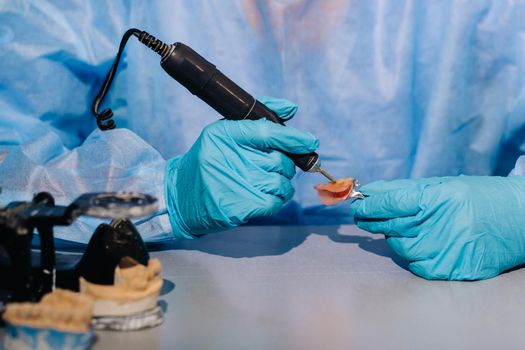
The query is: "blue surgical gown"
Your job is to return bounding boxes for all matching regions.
[1,0,525,243]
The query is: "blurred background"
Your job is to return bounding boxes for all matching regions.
[1,0,525,224]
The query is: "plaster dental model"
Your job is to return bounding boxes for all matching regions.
[3,289,94,350]
[80,257,164,331]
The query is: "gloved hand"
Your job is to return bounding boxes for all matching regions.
[350,176,525,280]
[166,96,319,238]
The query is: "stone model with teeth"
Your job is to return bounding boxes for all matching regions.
[80,257,164,330]
[2,289,94,350]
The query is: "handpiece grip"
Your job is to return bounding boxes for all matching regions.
[160,42,318,172]
[248,101,319,172]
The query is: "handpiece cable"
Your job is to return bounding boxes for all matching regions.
[91,28,141,130]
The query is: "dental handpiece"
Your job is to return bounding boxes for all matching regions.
[136,31,336,182]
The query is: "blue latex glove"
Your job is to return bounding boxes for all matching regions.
[166,97,319,238]
[350,176,525,280]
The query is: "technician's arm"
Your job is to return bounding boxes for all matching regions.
[350,174,525,280]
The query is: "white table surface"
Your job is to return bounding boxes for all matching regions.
[6,225,525,350]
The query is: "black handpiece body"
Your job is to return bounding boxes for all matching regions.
[159,42,319,172]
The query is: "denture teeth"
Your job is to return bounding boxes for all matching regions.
[18,303,31,318]
[149,259,162,275]
[28,304,41,319]
[5,304,18,318]
[53,308,66,322]
[62,310,73,323]
[46,308,56,322]
[129,275,148,290]
[114,258,163,291]
[71,311,83,324]
[40,304,52,323]
[3,289,93,333]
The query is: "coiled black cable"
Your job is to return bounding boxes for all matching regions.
[137,31,172,59]
[91,28,141,130]
[92,29,172,130]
